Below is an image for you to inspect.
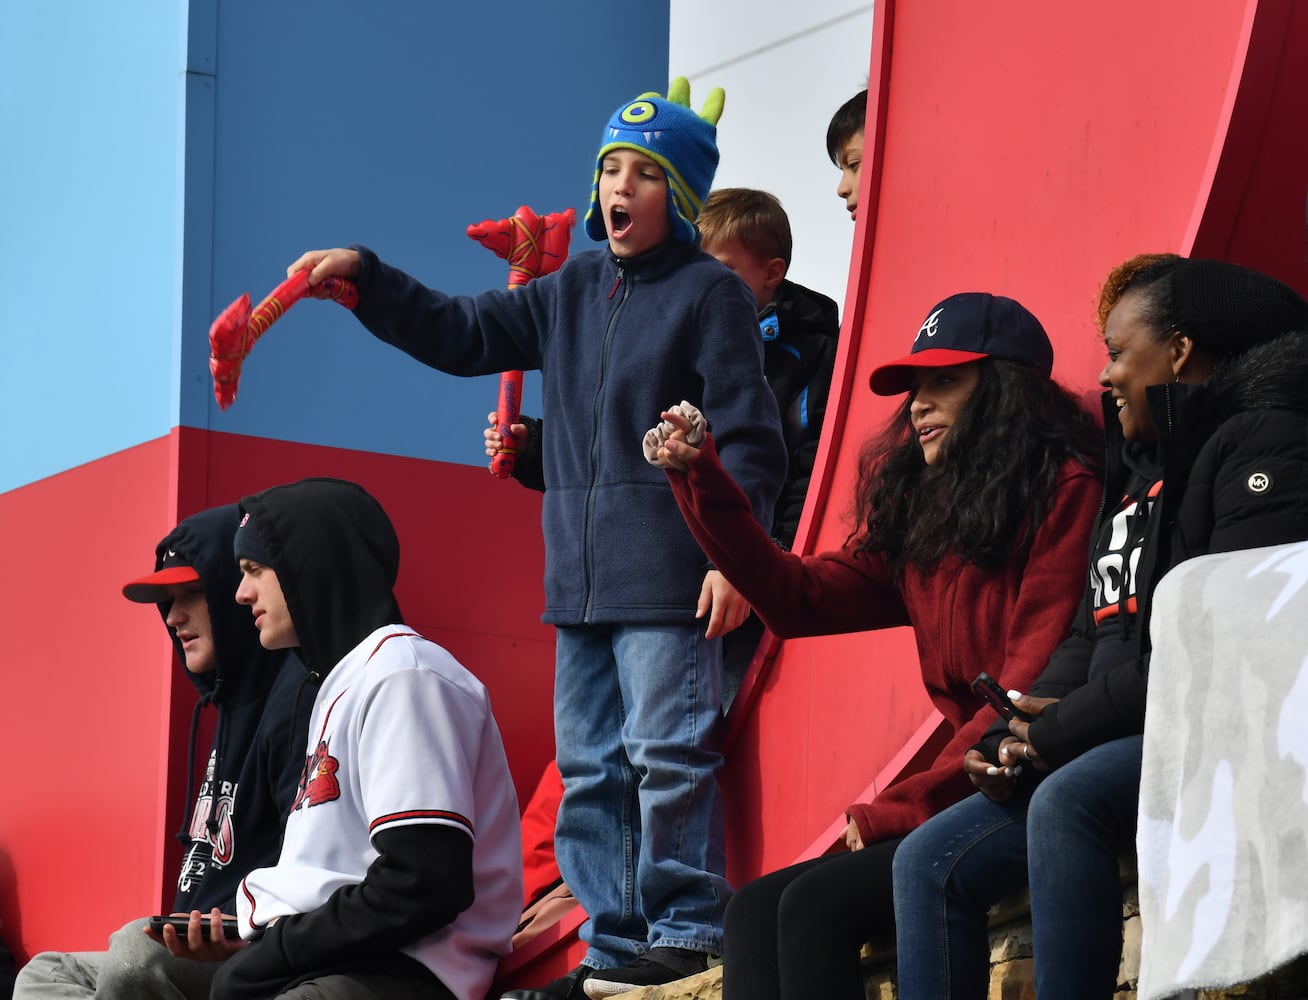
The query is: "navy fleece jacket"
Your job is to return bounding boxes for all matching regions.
[351,240,787,625]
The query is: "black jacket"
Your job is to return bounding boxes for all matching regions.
[763,278,841,548]
[154,505,310,914]
[987,333,1308,768]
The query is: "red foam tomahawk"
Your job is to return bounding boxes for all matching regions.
[467,205,576,477]
[208,269,358,410]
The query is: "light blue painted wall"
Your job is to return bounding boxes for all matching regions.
[1,1,670,493]
[0,2,187,493]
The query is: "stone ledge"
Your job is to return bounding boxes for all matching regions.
[605,965,723,1000]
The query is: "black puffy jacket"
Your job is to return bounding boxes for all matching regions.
[992,332,1308,768]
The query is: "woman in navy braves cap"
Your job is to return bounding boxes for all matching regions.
[642,290,1101,1000]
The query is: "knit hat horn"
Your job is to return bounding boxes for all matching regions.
[584,76,725,246]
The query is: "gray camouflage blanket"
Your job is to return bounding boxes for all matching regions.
[1138,541,1308,1000]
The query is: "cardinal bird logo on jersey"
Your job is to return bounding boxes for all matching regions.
[291,739,341,812]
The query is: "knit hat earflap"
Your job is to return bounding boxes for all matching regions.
[584,76,725,246]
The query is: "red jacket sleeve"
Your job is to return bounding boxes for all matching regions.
[669,435,911,637]
[848,461,1102,844]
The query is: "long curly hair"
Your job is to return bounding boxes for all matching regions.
[853,359,1100,572]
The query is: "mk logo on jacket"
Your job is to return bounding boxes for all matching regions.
[291,739,341,812]
[1090,479,1163,624]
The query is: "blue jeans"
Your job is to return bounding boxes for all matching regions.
[553,623,729,968]
[893,736,1143,999]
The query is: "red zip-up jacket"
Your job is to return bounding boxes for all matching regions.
[667,435,1100,845]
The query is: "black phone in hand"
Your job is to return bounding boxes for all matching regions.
[148,915,239,940]
[971,671,1035,722]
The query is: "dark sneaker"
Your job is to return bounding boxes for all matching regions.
[501,964,593,1000]
[582,948,713,998]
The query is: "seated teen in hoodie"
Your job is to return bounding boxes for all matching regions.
[208,477,521,1000]
[13,504,310,1000]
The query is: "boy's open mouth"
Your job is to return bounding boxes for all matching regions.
[609,207,632,238]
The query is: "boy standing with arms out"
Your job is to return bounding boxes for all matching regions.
[212,477,521,1000]
[15,505,308,1000]
[290,79,786,1000]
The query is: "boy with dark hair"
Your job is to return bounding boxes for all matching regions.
[288,77,786,1000]
[211,477,521,1000]
[826,88,867,222]
[14,505,309,1000]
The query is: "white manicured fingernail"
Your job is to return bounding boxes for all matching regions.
[1008,689,1022,700]
[986,766,999,776]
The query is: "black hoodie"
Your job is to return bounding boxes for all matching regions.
[214,479,503,1000]
[151,504,311,913]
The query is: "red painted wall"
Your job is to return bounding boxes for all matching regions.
[0,439,180,960]
[720,0,1308,884]
[0,428,553,963]
[183,427,557,812]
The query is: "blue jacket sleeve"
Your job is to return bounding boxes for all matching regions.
[350,245,546,376]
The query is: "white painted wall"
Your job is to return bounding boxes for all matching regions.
[671,2,875,309]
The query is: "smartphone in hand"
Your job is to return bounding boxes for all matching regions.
[148,915,240,940]
[971,672,1035,722]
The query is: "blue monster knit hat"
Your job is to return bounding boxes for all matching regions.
[584,76,725,246]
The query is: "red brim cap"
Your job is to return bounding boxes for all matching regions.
[868,347,991,396]
[122,565,201,604]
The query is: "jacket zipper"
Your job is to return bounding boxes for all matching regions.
[582,263,629,622]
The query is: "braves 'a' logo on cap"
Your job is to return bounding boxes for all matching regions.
[915,307,945,344]
[291,739,342,813]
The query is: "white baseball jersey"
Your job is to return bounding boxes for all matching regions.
[237,625,522,1000]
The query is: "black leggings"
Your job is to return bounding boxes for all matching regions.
[722,837,903,1000]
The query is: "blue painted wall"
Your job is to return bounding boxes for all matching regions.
[1,1,671,493]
